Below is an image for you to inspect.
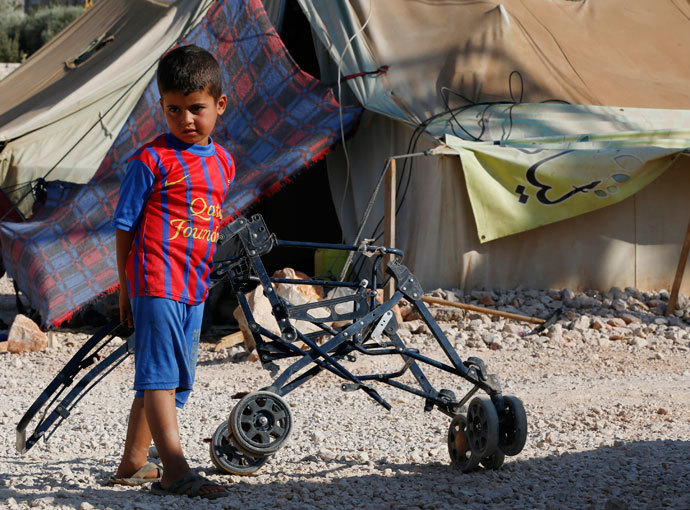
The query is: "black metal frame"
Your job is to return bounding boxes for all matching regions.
[16,213,507,455]
[15,321,133,453]
[214,214,504,416]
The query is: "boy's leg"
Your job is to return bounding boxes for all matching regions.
[115,397,158,480]
[145,389,225,497]
[143,389,189,483]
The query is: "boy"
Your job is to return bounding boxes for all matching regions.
[110,45,234,500]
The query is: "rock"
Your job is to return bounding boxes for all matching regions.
[561,288,575,301]
[607,318,627,328]
[430,288,446,299]
[629,337,648,348]
[478,295,495,306]
[503,323,523,334]
[273,267,324,301]
[591,319,606,331]
[7,315,47,353]
[597,336,612,348]
[611,298,627,311]
[31,497,55,507]
[431,307,463,323]
[609,286,626,300]
[317,449,336,461]
[570,316,591,331]
[547,323,563,338]
[577,296,600,308]
[400,305,421,322]
[444,290,459,302]
[618,313,641,325]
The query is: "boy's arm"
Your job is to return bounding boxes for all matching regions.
[116,229,135,327]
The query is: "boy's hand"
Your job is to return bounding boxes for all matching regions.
[115,229,136,328]
[119,290,133,328]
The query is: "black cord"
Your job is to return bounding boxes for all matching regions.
[347,70,572,279]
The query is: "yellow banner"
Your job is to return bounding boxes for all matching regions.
[444,132,690,243]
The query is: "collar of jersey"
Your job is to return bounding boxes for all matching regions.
[165,133,216,156]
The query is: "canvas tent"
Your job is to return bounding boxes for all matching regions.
[0,0,360,327]
[0,0,214,219]
[296,0,690,293]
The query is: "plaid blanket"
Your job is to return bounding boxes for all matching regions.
[0,0,361,328]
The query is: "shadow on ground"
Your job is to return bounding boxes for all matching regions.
[1,439,688,509]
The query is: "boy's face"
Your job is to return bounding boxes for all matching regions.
[159,89,227,146]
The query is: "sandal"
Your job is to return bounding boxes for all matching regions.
[108,462,163,486]
[150,473,227,500]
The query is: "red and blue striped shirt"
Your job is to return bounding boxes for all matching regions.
[113,133,235,305]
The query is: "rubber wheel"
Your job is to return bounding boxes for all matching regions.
[447,414,481,472]
[498,395,528,456]
[480,449,505,470]
[229,390,293,457]
[466,396,499,458]
[209,421,269,475]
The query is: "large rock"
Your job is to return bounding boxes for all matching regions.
[234,268,326,351]
[7,315,47,353]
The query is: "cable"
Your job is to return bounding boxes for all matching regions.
[354,70,573,258]
[336,0,374,236]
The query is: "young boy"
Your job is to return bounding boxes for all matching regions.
[110,45,234,499]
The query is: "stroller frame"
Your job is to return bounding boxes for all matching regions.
[218,214,503,412]
[211,215,525,473]
[17,214,527,475]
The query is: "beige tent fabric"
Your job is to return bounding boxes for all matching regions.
[0,0,212,216]
[329,112,690,293]
[306,0,690,291]
[300,0,690,123]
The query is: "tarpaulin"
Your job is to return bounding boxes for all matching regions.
[444,132,690,242]
[0,0,361,327]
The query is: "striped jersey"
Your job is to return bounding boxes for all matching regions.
[113,133,235,304]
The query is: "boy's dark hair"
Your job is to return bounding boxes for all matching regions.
[157,45,222,100]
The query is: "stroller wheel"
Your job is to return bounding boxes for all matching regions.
[210,421,269,475]
[498,395,528,456]
[480,449,505,470]
[230,390,293,457]
[447,414,481,472]
[466,397,499,458]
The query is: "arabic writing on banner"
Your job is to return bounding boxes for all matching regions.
[444,132,690,243]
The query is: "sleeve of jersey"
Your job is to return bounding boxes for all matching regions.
[112,159,155,232]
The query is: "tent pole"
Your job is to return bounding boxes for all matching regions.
[666,215,690,316]
[384,158,396,300]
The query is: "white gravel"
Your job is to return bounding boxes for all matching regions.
[1,277,689,509]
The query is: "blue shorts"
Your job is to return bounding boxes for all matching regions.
[131,296,204,409]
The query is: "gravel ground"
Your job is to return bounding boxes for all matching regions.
[0,276,689,510]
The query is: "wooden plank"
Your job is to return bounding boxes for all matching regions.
[666,215,690,316]
[421,296,545,324]
[384,159,396,300]
[213,330,246,352]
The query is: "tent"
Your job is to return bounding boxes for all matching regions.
[0,0,214,219]
[0,0,361,327]
[295,0,690,293]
